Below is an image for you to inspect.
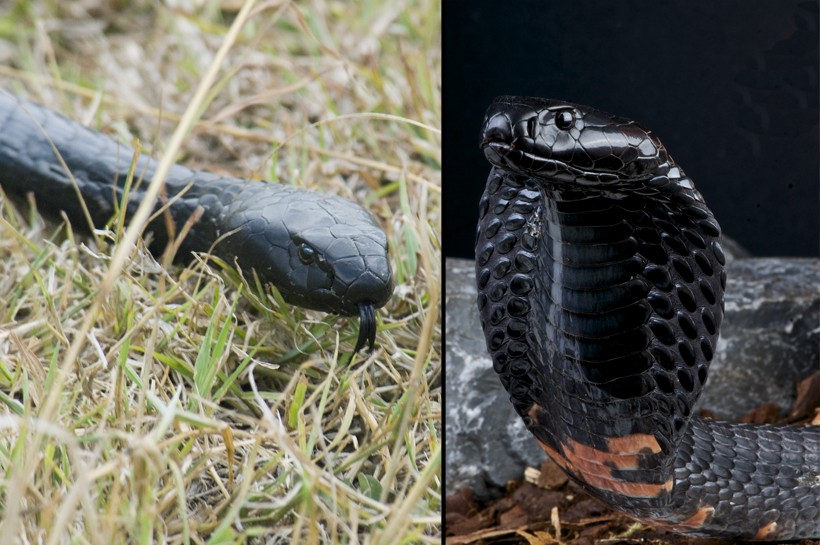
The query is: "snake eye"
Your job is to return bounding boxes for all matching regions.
[297,242,316,264]
[555,110,575,130]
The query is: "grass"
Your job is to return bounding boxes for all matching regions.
[0,0,440,543]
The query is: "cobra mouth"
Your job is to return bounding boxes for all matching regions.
[354,302,377,353]
[483,141,618,185]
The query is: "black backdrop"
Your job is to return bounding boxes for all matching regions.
[443,1,819,258]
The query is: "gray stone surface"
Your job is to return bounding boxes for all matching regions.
[445,256,820,500]
[701,258,820,417]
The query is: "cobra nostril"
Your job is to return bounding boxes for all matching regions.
[480,113,512,148]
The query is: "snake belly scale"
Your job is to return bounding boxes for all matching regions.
[0,92,393,352]
[475,96,819,540]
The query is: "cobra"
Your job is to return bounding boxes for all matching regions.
[475,96,819,540]
[0,92,393,352]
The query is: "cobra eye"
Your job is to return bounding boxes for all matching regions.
[297,242,316,264]
[554,110,574,130]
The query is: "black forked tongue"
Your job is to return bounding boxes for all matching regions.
[353,302,377,353]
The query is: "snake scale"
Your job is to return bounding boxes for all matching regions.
[475,96,819,540]
[0,92,393,352]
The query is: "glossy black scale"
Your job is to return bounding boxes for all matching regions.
[0,93,393,352]
[476,96,820,540]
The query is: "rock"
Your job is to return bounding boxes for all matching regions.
[445,256,820,500]
[700,258,820,417]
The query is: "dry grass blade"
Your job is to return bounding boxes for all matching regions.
[0,0,441,543]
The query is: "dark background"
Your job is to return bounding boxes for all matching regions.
[443,1,819,258]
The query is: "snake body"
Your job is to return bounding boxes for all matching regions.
[0,93,393,352]
[475,96,819,539]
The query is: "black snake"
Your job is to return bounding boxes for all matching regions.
[0,92,393,352]
[475,96,819,540]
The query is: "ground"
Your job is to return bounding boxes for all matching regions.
[446,373,820,545]
[0,1,440,543]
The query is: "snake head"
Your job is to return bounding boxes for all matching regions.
[480,96,672,184]
[221,184,393,351]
